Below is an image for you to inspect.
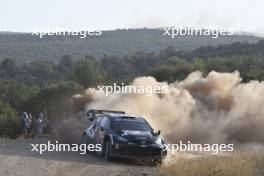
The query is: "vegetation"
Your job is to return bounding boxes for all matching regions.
[0,29,260,63]
[1,39,264,137]
[0,100,19,138]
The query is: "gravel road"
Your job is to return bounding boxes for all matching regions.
[0,138,158,176]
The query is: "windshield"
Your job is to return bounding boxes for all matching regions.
[111,120,152,131]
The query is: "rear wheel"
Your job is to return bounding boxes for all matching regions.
[104,140,113,161]
[80,134,92,154]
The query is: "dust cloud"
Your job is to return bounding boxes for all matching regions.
[71,71,264,146]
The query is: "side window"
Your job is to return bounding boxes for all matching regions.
[93,117,102,129]
[100,116,111,129]
[96,117,102,123]
[100,116,108,127]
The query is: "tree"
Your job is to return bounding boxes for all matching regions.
[194,58,207,74]
[71,57,105,88]
[0,80,39,112]
[24,81,83,121]
[0,58,18,78]
[148,65,176,82]
[29,61,56,84]
[148,57,194,82]
[59,55,74,68]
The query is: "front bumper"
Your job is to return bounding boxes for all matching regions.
[110,143,167,160]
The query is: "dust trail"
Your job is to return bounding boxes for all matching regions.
[52,112,89,144]
[72,71,264,146]
[52,89,96,143]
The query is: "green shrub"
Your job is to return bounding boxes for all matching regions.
[0,100,19,138]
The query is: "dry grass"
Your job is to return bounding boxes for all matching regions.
[159,153,264,176]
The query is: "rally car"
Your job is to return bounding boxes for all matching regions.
[81,110,167,165]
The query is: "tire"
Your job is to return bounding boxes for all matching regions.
[150,159,162,166]
[104,140,112,161]
[155,159,162,165]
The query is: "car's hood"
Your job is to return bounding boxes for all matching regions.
[120,130,154,142]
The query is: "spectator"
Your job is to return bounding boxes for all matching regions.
[35,112,44,136]
[20,112,31,138]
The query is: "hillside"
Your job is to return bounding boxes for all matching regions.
[0,28,261,63]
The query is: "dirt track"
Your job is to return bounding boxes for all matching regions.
[0,138,158,176]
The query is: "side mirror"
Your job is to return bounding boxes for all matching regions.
[153,130,161,136]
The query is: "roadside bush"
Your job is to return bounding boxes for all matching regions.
[0,100,19,138]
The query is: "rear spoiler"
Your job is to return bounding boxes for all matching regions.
[86,109,125,121]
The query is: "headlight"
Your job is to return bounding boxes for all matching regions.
[155,138,162,144]
[116,136,128,142]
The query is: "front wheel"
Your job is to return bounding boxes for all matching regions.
[149,159,162,166]
[80,134,87,145]
[104,140,113,161]
[155,159,162,165]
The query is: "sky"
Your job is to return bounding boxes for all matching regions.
[0,0,263,34]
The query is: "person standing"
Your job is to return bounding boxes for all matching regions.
[35,112,44,136]
[43,111,48,132]
[21,112,30,138]
[28,113,33,137]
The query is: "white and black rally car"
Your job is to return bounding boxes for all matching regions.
[81,110,167,165]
